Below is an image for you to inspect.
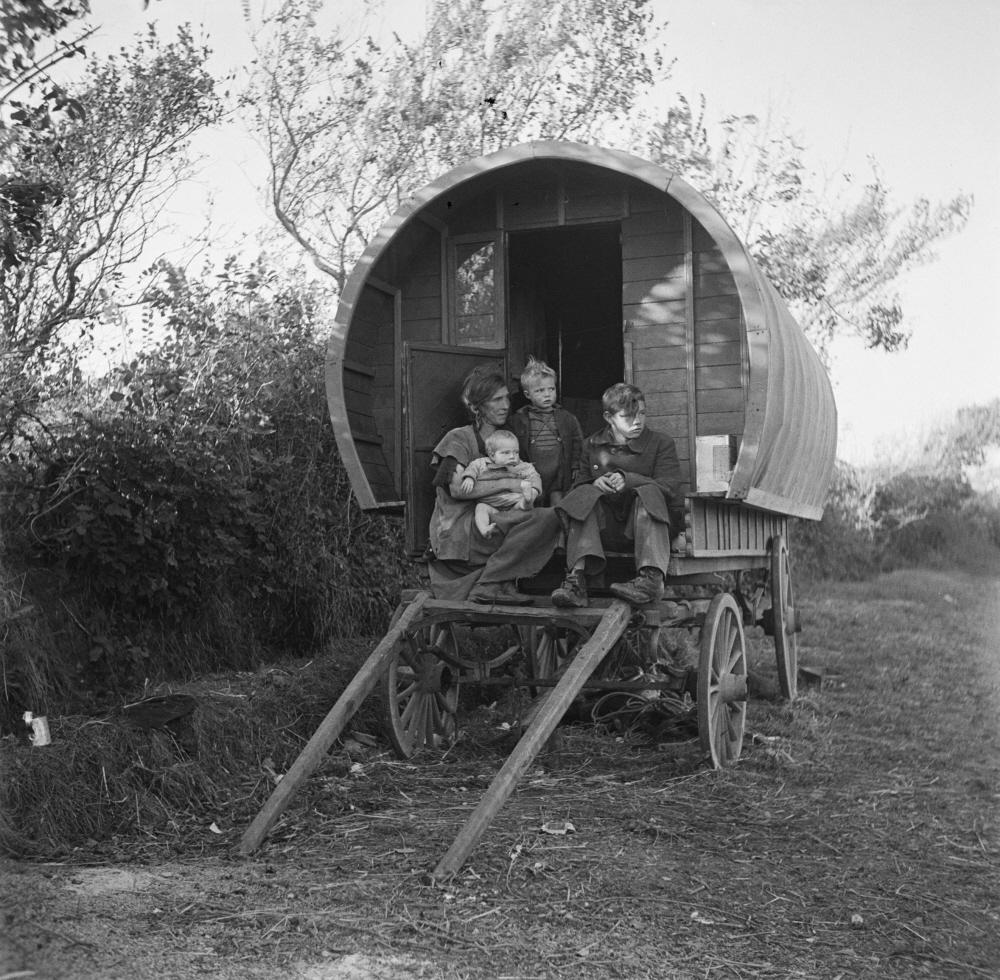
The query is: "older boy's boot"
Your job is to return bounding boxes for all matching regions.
[551,569,588,609]
[609,567,665,606]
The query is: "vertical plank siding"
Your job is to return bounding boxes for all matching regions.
[329,141,836,522]
[684,499,787,557]
[622,191,693,490]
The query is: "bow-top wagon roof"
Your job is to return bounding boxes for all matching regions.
[327,140,836,522]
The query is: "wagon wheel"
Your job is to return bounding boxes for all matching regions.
[697,593,748,769]
[770,534,799,701]
[382,623,459,759]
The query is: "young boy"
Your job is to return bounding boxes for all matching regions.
[508,357,584,505]
[551,383,684,608]
[459,430,543,538]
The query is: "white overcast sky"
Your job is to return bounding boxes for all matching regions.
[84,0,1000,464]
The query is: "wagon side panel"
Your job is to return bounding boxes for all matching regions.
[622,189,691,489]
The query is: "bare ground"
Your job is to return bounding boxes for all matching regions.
[2,567,999,980]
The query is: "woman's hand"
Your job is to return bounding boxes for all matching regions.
[460,476,475,493]
[593,472,625,494]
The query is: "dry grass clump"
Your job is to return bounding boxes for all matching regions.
[0,640,379,857]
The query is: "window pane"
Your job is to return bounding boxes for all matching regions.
[455,241,501,348]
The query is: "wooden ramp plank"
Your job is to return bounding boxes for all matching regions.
[432,601,631,878]
[239,592,432,855]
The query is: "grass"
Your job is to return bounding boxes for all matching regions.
[3,566,999,979]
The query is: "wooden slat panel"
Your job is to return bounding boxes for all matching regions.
[642,413,687,437]
[621,231,685,261]
[694,271,738,298]
[628,183,666,214]
[345,334,374,358]
[623,254,686,282]
[695,342,742,367]
[695,250,728,275]
[623,299,687,326]
[401,295,441,321]
[624,209,683,236]
[405,273,440,299]
[694,318,741,345]
[447,190,497,235]
[504,176,559,228]
[643,391,688,415]
[686,500,778,556]
[697,411,745,435]
[626,323,687,348]
[622,277,686,305]
[695,364,742,390]
[401,318,442,342]
[343,371,373,395]
[635,367,687,392]
[696,295,741,321]
[696,388,743,414]
[631,345,687,371]
[565,194,621,222]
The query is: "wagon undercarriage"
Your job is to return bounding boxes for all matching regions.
[241,536,801,874]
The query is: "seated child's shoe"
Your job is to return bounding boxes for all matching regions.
[610,568,665,606]
[551,570,588,609]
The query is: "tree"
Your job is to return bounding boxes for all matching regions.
[246,0,662,292]
[0,24,221,438]
[639,97,971,355]
[250,1,970,358]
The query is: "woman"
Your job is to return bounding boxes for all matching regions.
[428,365,562,604]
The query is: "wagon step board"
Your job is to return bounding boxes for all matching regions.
[432,600,631,878]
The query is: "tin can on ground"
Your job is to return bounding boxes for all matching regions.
[23,711,52,747]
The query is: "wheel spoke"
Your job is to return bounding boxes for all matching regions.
[396,681,418,701]
[400,692,419,727]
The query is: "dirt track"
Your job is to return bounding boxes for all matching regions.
[2,568,998,980]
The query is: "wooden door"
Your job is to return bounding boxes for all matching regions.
[404,344,506,555]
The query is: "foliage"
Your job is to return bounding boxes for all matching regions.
[795,410,1000,582]
[0,0,91,111]
[245,0,662,290]
[639,97,972,355]
[0,23,220,396]
[1,258,413,705]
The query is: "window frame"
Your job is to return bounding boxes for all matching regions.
[447,232,505,350]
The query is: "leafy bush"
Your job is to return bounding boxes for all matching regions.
[0,259,414,723]
[793,463,880,582]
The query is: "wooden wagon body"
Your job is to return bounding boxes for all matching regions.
[243,143,837,871]
[325,140,837,567]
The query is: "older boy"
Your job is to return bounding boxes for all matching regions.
[508,357,584,506]
[551,383,683,608]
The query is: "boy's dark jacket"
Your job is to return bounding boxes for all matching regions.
[508,404,584,496]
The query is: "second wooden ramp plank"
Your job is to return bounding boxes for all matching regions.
[433,600,631,877]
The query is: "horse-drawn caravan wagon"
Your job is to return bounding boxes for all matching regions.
[241,141,837,873]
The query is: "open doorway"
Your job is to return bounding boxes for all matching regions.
[507,224,623,437]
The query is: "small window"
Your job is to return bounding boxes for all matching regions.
[455,241,501,348]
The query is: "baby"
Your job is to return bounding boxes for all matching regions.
[508,356,584,506]
[459,430,542,538]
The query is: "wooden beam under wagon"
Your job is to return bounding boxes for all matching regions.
[433,600,631,878]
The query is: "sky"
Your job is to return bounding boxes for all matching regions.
[82,0,1000,465]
